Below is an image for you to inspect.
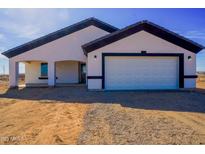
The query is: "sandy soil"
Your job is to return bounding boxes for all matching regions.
[0,79,205,144]
[0,81,89,144]
[197,74,205,90]
[197,82,205,89]
[0,98,89,144]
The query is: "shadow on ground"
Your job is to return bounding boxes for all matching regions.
[1,86,205,113]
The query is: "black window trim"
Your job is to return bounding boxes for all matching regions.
[40,62,48,77]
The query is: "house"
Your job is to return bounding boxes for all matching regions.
[2,17,204,90]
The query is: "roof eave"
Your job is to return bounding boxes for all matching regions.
[2,17,119,58]
[82,21,205,55]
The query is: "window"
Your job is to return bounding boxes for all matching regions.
[40,63,48,77]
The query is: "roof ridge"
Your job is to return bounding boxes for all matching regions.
[143,20,205,49]
[2,17,118,58]
[83,20,205,49]
[3,18,92,55]
[82,20,204,54]
[82,20,143,48]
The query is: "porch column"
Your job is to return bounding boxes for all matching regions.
[48,61,56,86]
[9,60,19,88]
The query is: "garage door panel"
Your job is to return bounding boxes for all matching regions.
[105,56,179,90]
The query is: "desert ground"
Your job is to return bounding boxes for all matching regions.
[0,75,205,144]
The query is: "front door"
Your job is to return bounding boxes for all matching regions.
[80,63,86,83]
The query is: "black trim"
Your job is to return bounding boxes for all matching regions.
[83,20,204,55]
[2,17,118,58]
[38,77,48,80]
[38,77,58,80]
[102,53,184,89]
[179,55,184,88]
[141,50,147,54]
[87,76,102,79]
[184,75,198,78]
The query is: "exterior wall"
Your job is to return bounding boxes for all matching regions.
[88,79,102,89]
[87,31,197,89]
[9,25,109,87]
[56,61,79,83]
[25,61,80,84]
[184,79,196,88]
[25,61,47,84]
[10,26,109,63]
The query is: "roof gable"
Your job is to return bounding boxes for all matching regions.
[82,20,204,55]
[2,17,118,58]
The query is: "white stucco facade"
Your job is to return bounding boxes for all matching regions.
[10,25,109,63]
[24,61,80,85]
[8,25,109,87]
[87,31,197,89]
[5,20,202,90]
[56,61,79,84]
[25,61,47,84]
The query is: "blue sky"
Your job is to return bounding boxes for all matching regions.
[0,8,205,74]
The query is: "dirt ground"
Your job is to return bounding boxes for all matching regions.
[0,98,88,144]
[0,79,205,144]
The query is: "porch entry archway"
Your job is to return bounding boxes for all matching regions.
[55,60,86,86]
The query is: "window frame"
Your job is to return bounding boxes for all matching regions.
[40,63,48,77]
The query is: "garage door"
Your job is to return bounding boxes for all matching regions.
[104,56,179,90]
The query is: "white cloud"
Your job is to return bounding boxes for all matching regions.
[183,30,205,40]
[0,54,7,60]
[0,33,6,41]
[0,9,69,39]
[0,34,4,39]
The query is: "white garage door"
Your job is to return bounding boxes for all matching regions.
[105,56,179,90]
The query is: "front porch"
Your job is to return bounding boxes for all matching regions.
[10,60,86,88]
